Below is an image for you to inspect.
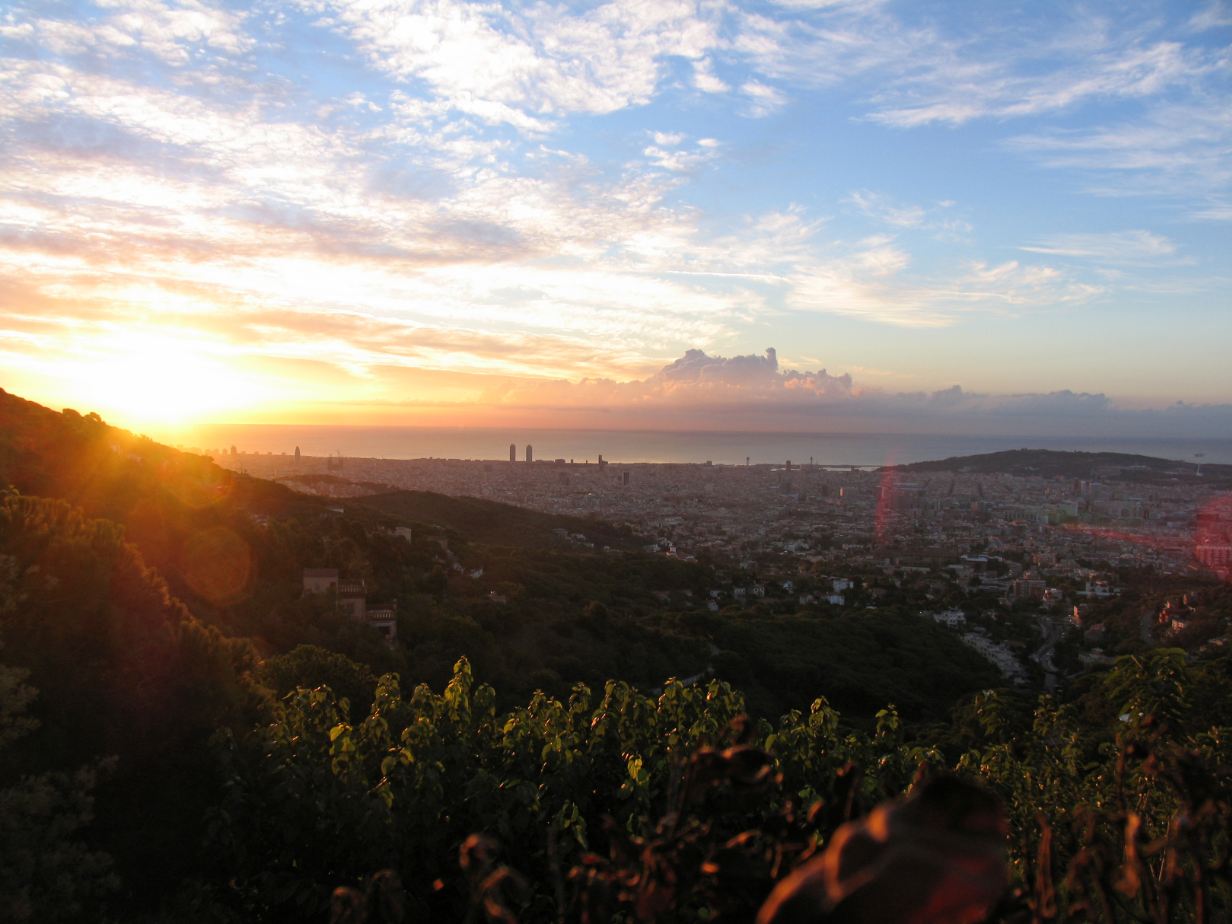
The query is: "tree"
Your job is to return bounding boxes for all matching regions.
[259,645,377,720]
[0,661,119,921]
[0,563,117,921]
[0,494,262,903]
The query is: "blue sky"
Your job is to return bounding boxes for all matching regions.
[0,0,1229,434]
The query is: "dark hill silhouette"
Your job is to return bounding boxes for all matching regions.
[887,447,1232,486]
[0,389,308,514]
[0,388,319,604]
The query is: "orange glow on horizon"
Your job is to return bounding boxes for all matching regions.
[10,329,281,432]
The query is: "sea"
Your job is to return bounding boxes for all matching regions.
[179,426,1232,468]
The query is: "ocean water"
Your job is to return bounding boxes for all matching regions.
[180,425,1232,467]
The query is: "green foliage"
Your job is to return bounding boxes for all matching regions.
[258,645,378,721]
[214,661,761,920]
[0,494,262,905]
[205,653,1232,923]
[712,608,1002,720]
[0,633,117,921]
[0,751,118,922]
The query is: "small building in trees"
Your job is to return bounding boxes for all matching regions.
[302,568,397,642]
[302,568,339,594]
[336,579,367,621]
[366,603,398,642]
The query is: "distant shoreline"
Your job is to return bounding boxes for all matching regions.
[181,424,1232,468]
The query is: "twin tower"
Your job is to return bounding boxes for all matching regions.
[509,443,532,463]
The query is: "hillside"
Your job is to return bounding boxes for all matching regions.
[0,389,311,516]
[1,389,1229,921]
[0,390,1003,721]
[889,447,1232,486]
[349,489,645,551]
[0,389,323,614]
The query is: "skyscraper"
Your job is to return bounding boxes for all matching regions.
[509,442,516,462]
[525,444,533,463]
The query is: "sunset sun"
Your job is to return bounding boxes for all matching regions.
[61,331,268,429]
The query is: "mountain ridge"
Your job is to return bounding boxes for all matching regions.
[886,447,1232,485]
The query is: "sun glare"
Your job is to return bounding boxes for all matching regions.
[61,331,268,431]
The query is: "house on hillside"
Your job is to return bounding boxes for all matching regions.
[302,568,339,594]
[337,579,367,621]
[302,568,398,642]
[365,604,398,642]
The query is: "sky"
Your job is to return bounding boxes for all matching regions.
[1,0,1230,437]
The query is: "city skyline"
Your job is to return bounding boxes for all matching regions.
[1,0,1229,434]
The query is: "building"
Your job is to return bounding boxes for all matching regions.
[509,442,516,462]
[1010,578,1046,600]
[302,568,397,642]
[302,568,339,594]
[1196,544,1232,567]
[525,444,533,463]
[365,603,398,642]
[336,578,367,621]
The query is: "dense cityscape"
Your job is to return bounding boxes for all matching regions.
[219,446,1232,694]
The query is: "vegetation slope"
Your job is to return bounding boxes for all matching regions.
[1,389,1229,922]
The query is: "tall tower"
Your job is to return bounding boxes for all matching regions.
[525,444,533,463]
[509,442,516,462]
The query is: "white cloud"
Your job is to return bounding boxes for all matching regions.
[1186,3,1232,33]
[1191,200,1232,222]
[652,131,686,147]
[740,80,787,117]
[1020,230,1181,264]
[307,0,725,130]
[866,35,1212,129]
[784,240,1102,327]
[690,57,729,93]
[641,142,718,173]
[4,0,252,65]
[1,0,1222,407]
[845,190,925,228]
[1005,102,1232,207]
[475,346,1232,439]
[769,0,885,8]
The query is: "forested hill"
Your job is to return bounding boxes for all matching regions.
[0,388,308,515]
[0,387,642,559]
[0,388,349,635]
[349,489,644,551]
[888,447,1232,485]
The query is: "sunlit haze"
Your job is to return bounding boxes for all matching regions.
[1,1,1229,439]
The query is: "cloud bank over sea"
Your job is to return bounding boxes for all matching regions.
[454,347,1232,438]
